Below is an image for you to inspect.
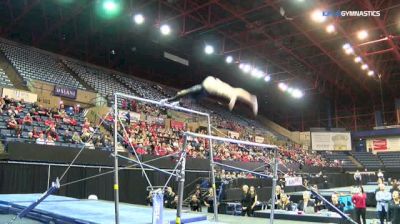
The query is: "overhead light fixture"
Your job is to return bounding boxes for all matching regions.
[225,56,233,64]
[357,30,368,40]
[367,70,374,76]
[204,45,214,54]
[354,56,362,63]
[342,43,351,50]
[311,9,327,23]
[361,64,368,70]
[243,64,251,73]
[239,63,245,69]
[133,13,144,24]
[264,76,271,82]
[325,24,335,33]
[344,47,354,55]
[160,24,171,35]
[291,89,304,98]
[278,82,288,91]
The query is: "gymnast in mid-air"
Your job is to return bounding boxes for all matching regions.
[163,76,258,116]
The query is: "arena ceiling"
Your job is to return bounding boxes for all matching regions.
[0,0,399,130]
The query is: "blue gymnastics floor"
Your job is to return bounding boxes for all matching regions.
[0,194,207,224]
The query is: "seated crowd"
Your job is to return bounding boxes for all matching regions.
[0,96,113,149]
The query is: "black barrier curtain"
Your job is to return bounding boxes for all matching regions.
[0,163,209,205]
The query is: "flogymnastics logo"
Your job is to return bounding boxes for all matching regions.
[323,10,380,17]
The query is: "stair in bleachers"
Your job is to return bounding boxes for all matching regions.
[0,49,28,90]
[60,60,95,91]
[351,151,383,170]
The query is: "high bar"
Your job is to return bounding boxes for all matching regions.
[184,132,278,148]
[114,93,210,117]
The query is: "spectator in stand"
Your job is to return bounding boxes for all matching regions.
[189,195,202,212]
[204,188,215,213]
[277,193,293,211]
[376,183,391,224]
[36,133,46,145]
[390,178,399,193]
[164,187,176,209]
[81,129,91,142]
[352,186,367,224]
[72,132,82,144]
[64,129,72,143]
[389,190,400,224]
[297,191,315,213]
[7,116,17,130]
[27,132,35,142]
[241,185,251,216]
[328,192,345,213]
[23,113,33,125]
[46,127,58,141]
[46,135,55,145]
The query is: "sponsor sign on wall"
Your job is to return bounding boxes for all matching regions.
[285,176,303,186]
[2,88,37,103]
[311,132,352,151]
[53,86,77,99]
[366,137,400,151]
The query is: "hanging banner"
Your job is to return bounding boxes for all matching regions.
[285,176,303,186]
[311,132,351,151]
[255,136,265,143]
[228,131,240,139]
[367,137,400,151]
[171,120,185,129]
[53,86,77,99]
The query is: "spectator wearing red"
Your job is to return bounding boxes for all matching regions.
[122,99,128,110]
[352,186,367,224]
[23,113,33,125]
[7,117,17,130]
[46,127,59,141]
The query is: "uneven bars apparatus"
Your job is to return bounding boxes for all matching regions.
[183,132,279,224]
[113,93,219,223]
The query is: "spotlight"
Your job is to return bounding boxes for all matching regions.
[160,24,171,35]
[292,89,304,98]
[251,69,259,77]
[264,75,271,82]
[325,24,335,33]
[311,9,327,23]
[225,56,233,64]
[344,47,354,55]
[342,43,351,50]
[103,0,117,11]
[278,83,288,91]
[367,70,374,76]
[239,63,245,69]
[243,64,251,73]
[133,14,144,24]
[204,45,214,55]
[357,30,368,40]
[287,87,294,94]
[354,56,362,63]
[361,64,368,70]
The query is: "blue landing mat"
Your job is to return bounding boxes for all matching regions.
[0,194,207,224]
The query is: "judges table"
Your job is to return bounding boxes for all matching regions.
[254,209,344,223]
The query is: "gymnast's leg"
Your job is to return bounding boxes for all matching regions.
[166,84,203,102]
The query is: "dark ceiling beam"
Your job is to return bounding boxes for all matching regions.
[361,0,400,82]
[266,0,373,98]
[1,0,41,35]
[162,0,353,97]
[33,1,92,47]
[160,0,271,37]
[212,0,356,96]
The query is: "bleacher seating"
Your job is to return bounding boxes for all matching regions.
[352,151,383,169]
[321,151,358,168]
[377,152,400,168]
[113,74,166,101]
[0,68,13,87]
[63,60,132,101]
[0,42,85,90]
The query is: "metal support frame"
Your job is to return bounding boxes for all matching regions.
[113,93,218,222]
[183,131,278,224]
[113,94,120,224]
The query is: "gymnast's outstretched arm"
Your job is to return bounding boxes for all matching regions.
[166,84,203,102]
